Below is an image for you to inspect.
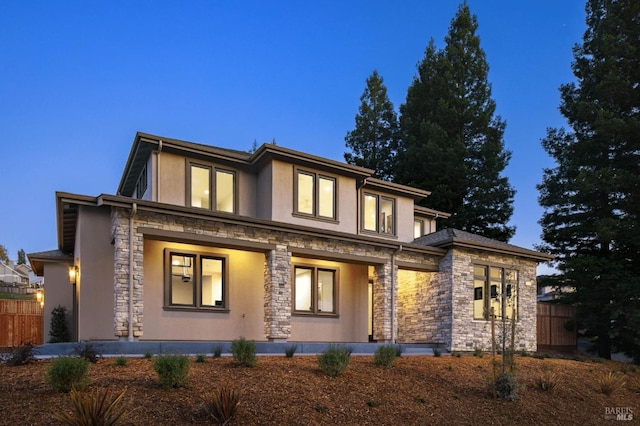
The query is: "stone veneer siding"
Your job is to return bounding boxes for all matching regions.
[448,248,538,352]
[110,207,442,341]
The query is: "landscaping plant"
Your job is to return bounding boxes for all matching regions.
[318,345,351,377]
[3,342,35,366]
[153,354,190,388]
[374,345,397,368]
[73,341,102,363]
[53,386,128,425]
[599,372,625,396]
[46,357,90,393]
[49,305,70,343]
[231,337,257,367]
[203,383,242,426]
[284,344,297,358]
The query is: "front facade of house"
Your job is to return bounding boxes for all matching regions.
[29,132,550,351]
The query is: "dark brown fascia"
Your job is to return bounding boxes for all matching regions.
[414,205,451,219]
[428,236,554,263]
[363,177,431,200]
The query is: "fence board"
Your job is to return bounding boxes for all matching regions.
[0,300,43,346]
[537,302,576,351]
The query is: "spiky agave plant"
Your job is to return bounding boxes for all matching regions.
[53,386,128,426]
[204,383,242,426]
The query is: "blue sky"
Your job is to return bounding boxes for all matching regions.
[0,1,585,272]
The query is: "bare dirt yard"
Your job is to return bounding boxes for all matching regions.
[0,353,638,425]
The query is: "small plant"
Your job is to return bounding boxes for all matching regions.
[231,337,257,367]
[195,354,206,363]
[374,345,397,368]
[153,354,190,388]
[433,348,441,357]
[591,357,604,364]
[416,396,426,404]
[46,357,90,393]
[492,371,518,401]
[53,387,128,425]
[599,371,625,396]
[143,351,153,359]
[73,341,102,363]
[115,356,127,367]
[284,345,298,358]
[3,342,35,366]
[536,370,560,393]
[366,400,378,407]
[213,345,222,358]
[451,350,461,358]
[317,345,352,377]
[533,352,551,360]
[447,364,453,371]
[49,305,70,343]
[203,383,241,426]
[473,347,484,358]
[314,406,327,413]
[394,345,403,357]
[572,355,586,362]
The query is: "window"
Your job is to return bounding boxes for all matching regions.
[136,163,147,199]
[362,193,395,235]
[293,265,337,315]
[189,163,236,213]
[165,250,227,310]
[473,265,518,320]
[414,219,424,238]
[295,170,336,219]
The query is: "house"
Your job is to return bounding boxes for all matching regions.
[29,132,551,351]
[0,261,29,286]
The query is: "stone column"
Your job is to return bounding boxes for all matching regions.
[264,244,291,341]
[373,262,393,342]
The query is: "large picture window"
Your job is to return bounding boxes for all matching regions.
[362,193,395,235]
[165,250,227,310]
[473,265,518,320]
[189,163,236,213]
[295,170,336,220]
[293,265,337,315]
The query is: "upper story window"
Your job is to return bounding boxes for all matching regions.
[473,265,518,321]
[165,250,228,311]
[189,163,235,213]
[295,169,336,220]
[136,164,147,199]
[293,265,338,315]
[362,193,395,235]
[414,219,424,238]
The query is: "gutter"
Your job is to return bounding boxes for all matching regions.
[156,140,162,202]
[391,244,403,343]
[128,202,137,342]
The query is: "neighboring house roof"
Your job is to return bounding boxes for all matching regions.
[28,249,74,276]
[0,261,29,284]
[415,228,553,262]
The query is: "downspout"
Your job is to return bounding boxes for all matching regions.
[391,244,403,343]
[128,203,137,342]
[156,140,163,202]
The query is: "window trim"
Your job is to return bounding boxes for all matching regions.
[473,264,518,321]
[136,163,148,199]
[163,248,229,312]
[414,219,424,239]
[360,192,396,236]
[293,167,338,222]
[186,161,237,214]
[292,264,339,317]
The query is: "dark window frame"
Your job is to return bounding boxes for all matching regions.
[186,161,237,213]
[293,167,338,221]
[136,163,148,199]
[292,264,339,316]
[473,264,518,321]
[163,248,229,312]
[361,192,396,236]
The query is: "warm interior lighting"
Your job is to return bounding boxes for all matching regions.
[36,290,44,308]
[69,266,78,285]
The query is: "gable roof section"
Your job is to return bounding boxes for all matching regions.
[415,228,553,262]
[27,249,73,276]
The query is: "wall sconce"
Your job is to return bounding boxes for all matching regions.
[69,266,78,285]
[36,290,44,308]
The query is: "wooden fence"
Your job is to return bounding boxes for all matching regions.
[537,302,576,352]
[0,300,43,347]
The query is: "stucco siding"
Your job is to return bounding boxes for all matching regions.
[42,263,74,342]
[158,152,186,206]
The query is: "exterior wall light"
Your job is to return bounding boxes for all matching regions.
[36,289,44,308]
[69,266,78,285]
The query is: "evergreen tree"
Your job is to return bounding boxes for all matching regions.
[17,249,26,265]
[0,244,8,263]
[538,0,640,360]
[344,70,399,181]
[397,4,515,241]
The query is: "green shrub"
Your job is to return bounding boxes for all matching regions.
[599,372,625,396]
[284,345,297,358]
[143,351,153,359]
[73,341,102,363]
[536,371,560,393]
[153,355,190,388]
[433,348,441,357]
[473,347,484,358]
[374,345,397,368]
[213,345,222,358]
[493,372,518,401]
[451,350,461,358]
[231,338,257,367]
[317,345,351,377]
[195,354,206,363]
[115,356,127,367]
[203,383,241,425]
[394,345,403,357]
[52,387,127,425]
[49,305,70,343]
[46,357,90,393]
[3,342,35,366]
